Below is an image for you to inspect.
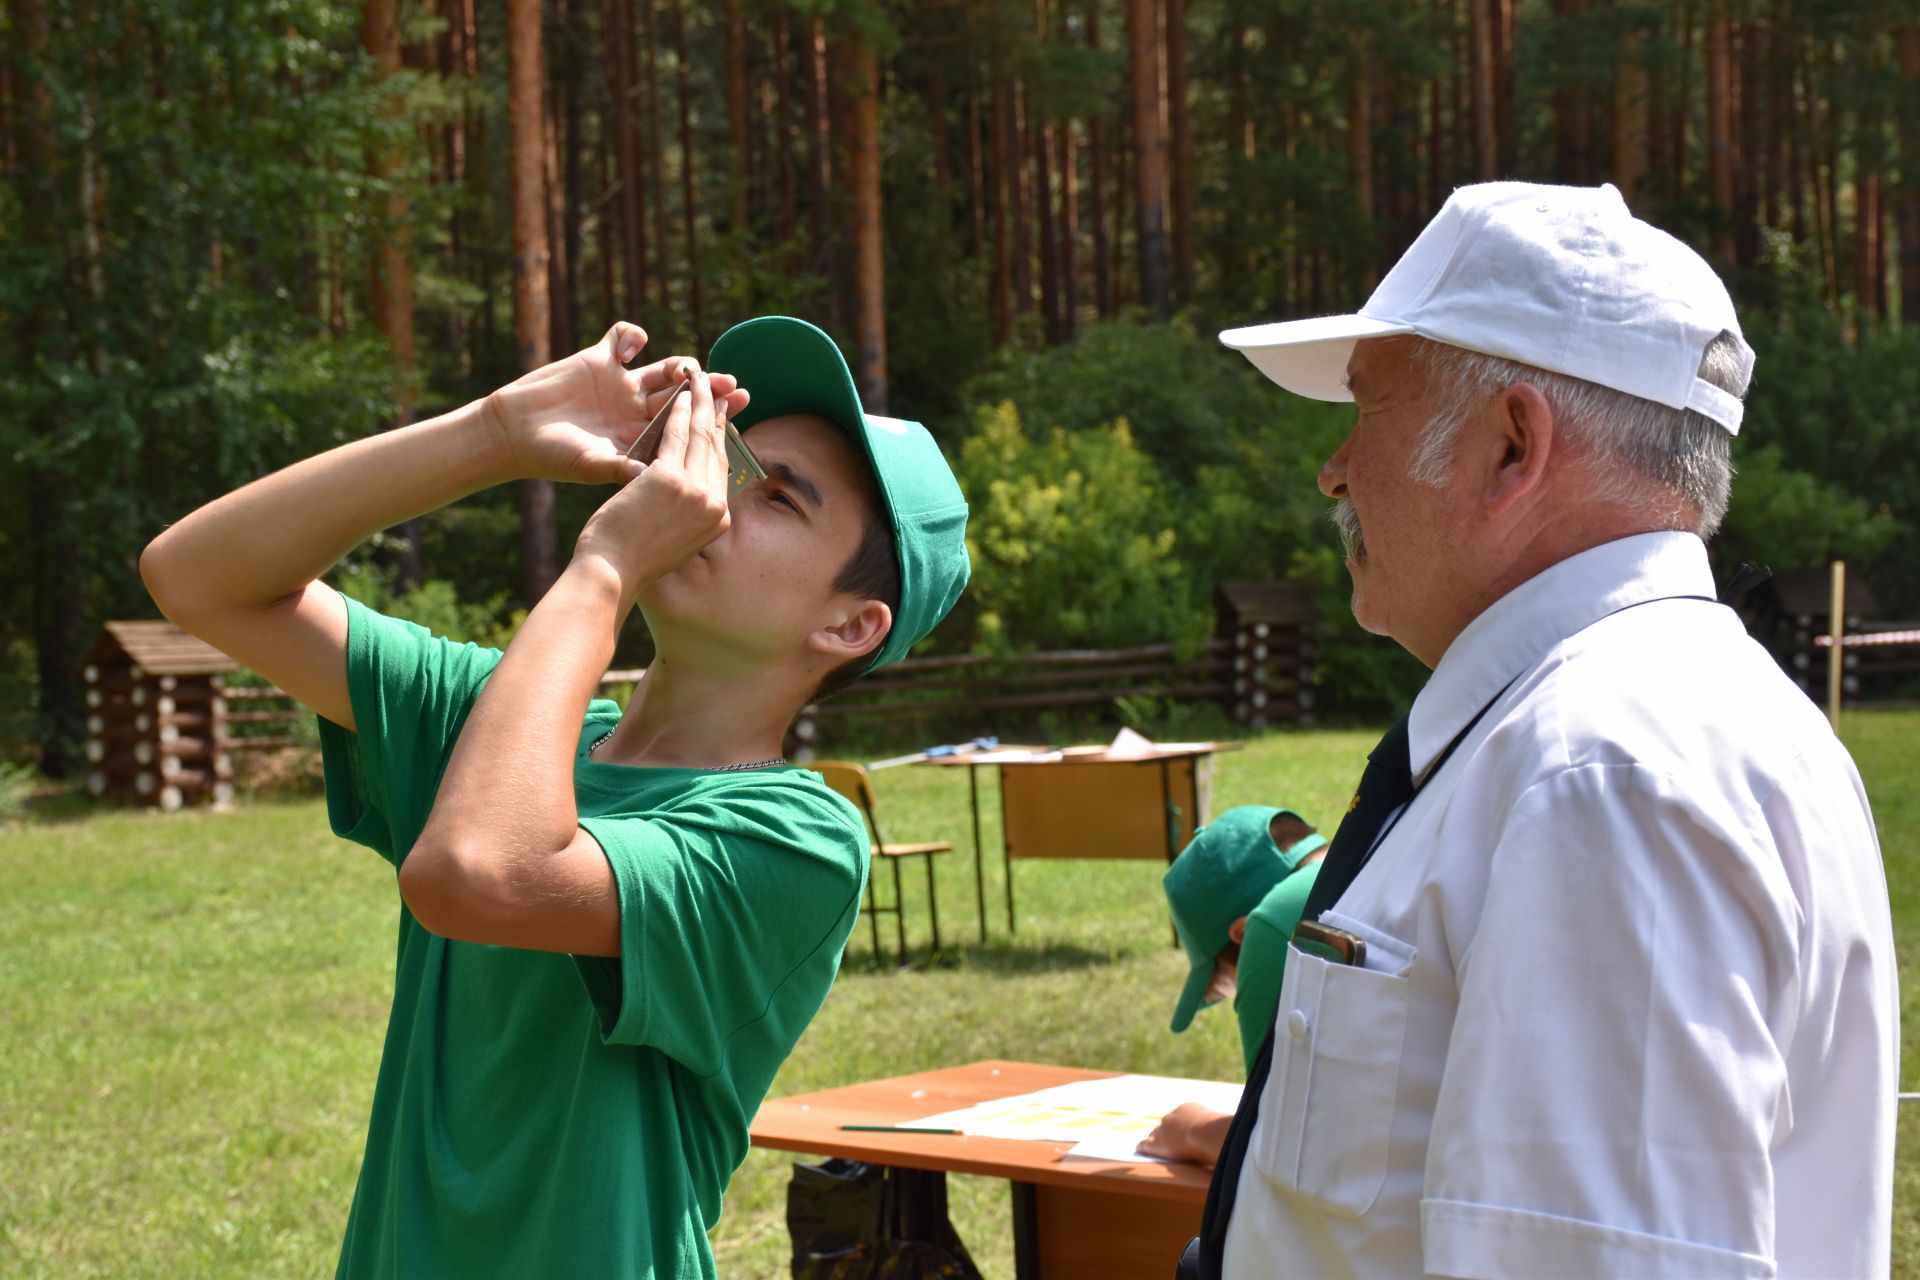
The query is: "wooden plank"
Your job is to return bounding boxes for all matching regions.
[220,686,298,702]
[1030,1181,1200,1280]
[1001,756,1202,861]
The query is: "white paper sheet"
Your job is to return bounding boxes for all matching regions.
[898,1074,1241,1147]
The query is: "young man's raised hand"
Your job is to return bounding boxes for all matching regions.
[573,368,735,603]
[484,322,750,487]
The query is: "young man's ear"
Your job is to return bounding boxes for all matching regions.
[809,600,893,664]
[1227,916,1249,946]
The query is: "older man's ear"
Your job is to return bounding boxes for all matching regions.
[1482,381,1559,517]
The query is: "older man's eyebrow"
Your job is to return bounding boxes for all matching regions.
[764,459,824,510]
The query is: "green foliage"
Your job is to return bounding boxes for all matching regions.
[955,403,1210,654]
[945,318,1421,716]
[332,567,526,653]
[1731,305,1920,609]
[0,0,423,768]
[1719,443,1902,576]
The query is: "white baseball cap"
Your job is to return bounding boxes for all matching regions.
[1219,182,1755,434]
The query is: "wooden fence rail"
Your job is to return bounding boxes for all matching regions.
[214,581,1321,765]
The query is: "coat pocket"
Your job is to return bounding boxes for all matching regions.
[1252,913,1415,1219]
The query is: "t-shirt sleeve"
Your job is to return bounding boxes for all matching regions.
[572,783,866,1076]
[1235,863,1320,1076]
[1421,764,1796,1279]
[315,596,504,866]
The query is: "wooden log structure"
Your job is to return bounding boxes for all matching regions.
[81,621,239,811]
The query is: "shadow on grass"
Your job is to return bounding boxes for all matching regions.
[10,783,101,826]
[843,937,1130,976]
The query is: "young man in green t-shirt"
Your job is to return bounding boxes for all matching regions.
[140,315,970,1278]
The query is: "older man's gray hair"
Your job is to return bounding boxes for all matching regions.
[1405,332,1749,538]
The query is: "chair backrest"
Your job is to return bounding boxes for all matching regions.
[808,760,882,842]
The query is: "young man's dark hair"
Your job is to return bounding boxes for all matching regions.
[139,314,968,1280]
[818,505,901,699]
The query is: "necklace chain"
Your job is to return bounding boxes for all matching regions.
[587,728,786,773]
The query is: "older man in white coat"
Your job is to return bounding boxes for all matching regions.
[1182,182,1898,1280]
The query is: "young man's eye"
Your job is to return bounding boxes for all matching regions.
[769,490,796,511]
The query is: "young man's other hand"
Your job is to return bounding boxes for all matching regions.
[483,321,750,487]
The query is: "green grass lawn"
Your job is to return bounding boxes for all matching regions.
[3,713,1916,1277]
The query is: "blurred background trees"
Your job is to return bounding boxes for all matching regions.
[4,0,1916,770]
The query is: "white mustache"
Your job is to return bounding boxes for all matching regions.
[1330,499,1366,561]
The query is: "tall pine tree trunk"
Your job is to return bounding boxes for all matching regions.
[1706,3,1736,260]
[1126,0,1170,316]
[671,0,701,343]
[546,0,577,357]
[363,0,425,586]
[603,0,646,312]
[1010,80,1034,317]
[1611,27,1647,203]
[845,32,886,410]
[806,19,837,316]
[1347,42,1374,279]
[1469,0,1497,180]
[1492,0,1514,174]
[1086,2,1113,317]
[642,0,671,317]
[1164,0,1193,302]
[989,66,1013,344]
[1898,26,1920,324]
[16,0,84,776]
[928,58,952,213]
[774,13,797,243]
[1057,115,1078,340]
[1036,114,1062,342]
[966,38,986,256]
[509,0,556,604]
[723,0,749,234]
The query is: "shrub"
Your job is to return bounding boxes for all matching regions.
[954,402,1211,655]
[330,566,527,652]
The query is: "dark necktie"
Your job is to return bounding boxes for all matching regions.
[1181,714,1415,1280]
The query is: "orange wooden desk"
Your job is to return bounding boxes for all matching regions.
[751,1059,1211,1280]
[924,742,1242,940]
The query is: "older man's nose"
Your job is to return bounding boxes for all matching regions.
[1319,429,1355,500]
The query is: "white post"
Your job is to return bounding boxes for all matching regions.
[1827,560,1846,732]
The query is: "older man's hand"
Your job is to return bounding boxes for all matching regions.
[1136,1103,1234,1167]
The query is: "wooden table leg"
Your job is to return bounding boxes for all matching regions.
[969,762,987,944]
[1011,1180,1041,1280]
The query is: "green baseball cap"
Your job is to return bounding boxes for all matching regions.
[708,316,971,672]
[1163,805,1328,1033]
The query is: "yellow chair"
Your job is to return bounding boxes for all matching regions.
[810,761,953,966]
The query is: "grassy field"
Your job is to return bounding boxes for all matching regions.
[2,713,1917,1277]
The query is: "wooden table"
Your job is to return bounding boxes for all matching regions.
[923,742,1241,941]
[751,1059,1212,1280]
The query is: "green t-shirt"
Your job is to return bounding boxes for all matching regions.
[1233,860,1323,1076]
[316,599,868,1279]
